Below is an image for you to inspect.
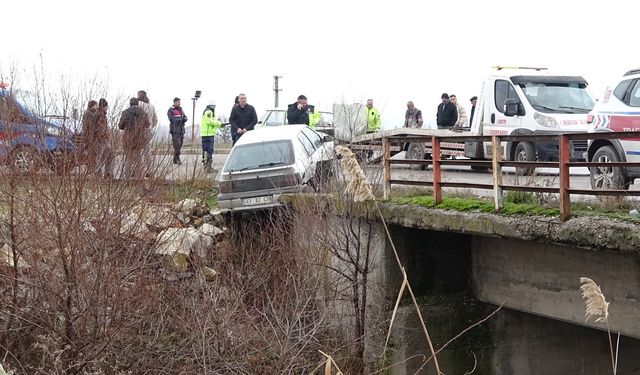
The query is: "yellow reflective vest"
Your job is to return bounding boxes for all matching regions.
[200,108,221,137]
[367,106,381,131]
[308,107,321,128]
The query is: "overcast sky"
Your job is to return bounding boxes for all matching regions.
[2,0,638,130]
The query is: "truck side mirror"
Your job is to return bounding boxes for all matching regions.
[504,99,519,117]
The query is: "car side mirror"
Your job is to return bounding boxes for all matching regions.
[504,99,519,117]
[323,135,333,143]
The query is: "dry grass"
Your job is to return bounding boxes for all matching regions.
[335,146,375,202]
[579,277,618,374]
[579,277,609,323]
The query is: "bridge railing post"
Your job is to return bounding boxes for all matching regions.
[383,137,391,200]
[559,134,571,221]
[492,136,503,211]
[432,136,442,204]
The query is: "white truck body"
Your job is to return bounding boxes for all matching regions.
[353,67,596,168]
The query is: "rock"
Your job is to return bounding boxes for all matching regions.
[155,227,215,269]
[120,211,149,238]
[201,266,218,281]
[193,218,204,228]
[82,221,96,233]
[202,214,213,223]
[194,206,209,218]
[143,206,175,229]
[174,198,199,216]
[201,223,224,239]
[176,212,190,225]
[1,243,29,269]
[209,208,226,225]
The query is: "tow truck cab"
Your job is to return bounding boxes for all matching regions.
[467,66,595,165]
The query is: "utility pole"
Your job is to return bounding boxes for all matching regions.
[273,75,282,108]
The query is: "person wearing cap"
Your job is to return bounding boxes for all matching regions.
[436,93,458,129]
[200,101,221,173]
[469,96,478,127]
[119,98,150,178]
[167,97,188,164]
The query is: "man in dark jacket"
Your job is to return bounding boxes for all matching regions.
[167,97,188,164]
[469,96,478,127]
[436,93,458,129]
[287,95,319,126]
[229,93,257,145]
[120,98,150,178]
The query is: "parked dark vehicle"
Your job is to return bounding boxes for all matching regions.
[0,87,78,174]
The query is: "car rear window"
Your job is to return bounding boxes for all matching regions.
[224,140,294,172]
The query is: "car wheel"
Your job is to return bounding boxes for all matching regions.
[590,145,630,190]
[514,142,536,176]
[10,146,38,174]
[406,143,426,170]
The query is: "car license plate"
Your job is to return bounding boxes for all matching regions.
[242,196,272,206]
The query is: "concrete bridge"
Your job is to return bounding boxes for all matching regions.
[306,201,640,373]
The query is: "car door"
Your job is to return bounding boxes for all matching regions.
[296,130,318,182]
[484,79,523,158]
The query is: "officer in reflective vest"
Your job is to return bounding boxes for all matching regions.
[366,99,381,132]
[200,101,221,173]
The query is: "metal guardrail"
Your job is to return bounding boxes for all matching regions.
[379,132,640,221]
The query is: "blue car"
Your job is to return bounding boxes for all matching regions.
[0,87,78,174]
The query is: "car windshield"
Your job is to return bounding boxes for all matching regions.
[519,82,595,114]
[224,140,294,172]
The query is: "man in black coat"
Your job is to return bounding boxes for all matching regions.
[119,98,150,178]
[287,94,315,125]
[469,96,478,127]
[229,93,257,145]
[436,93,458,129]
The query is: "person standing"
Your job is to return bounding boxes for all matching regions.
[86,98,113,178]
[167,97,188,164]
[81,100,98,137]
[137,90,158,128]
[469,96,478,127]
[436,93,458,129]
[287,95,321,128]
[404,101,423,128]
[449,94,468,128]
[137,90,158,175]
[200,101,221,173]
[119,98,150,178]
[365,99,381,133]
[229,93,257,145]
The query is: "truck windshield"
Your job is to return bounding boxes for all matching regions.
[518,82,594,114]
[224,140,294,172]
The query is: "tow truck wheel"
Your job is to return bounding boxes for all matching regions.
[589,145,630,190]
[406,143,426,170]
[514,142,536,176]
[10,146,38,174]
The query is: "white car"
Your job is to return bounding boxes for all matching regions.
[255,108,334,136]
[217,125,334,212]
[587,68,640,189]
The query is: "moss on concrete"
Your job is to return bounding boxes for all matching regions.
[378,202,640,254]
